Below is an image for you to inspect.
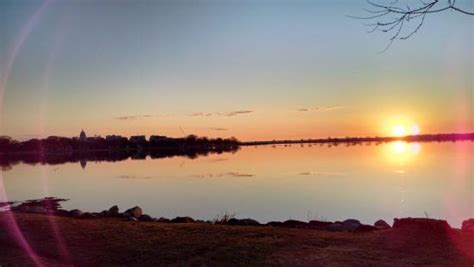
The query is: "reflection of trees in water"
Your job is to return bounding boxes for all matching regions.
[0,134,240,170]
[0,146,240,170]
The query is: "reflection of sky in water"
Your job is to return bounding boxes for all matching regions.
[1,142,473,227]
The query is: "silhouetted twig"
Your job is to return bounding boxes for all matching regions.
[350,0,474,52]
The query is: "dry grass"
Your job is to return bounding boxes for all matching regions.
[0,213,473,266]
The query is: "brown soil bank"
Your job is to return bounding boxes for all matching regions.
[1,213,474,266]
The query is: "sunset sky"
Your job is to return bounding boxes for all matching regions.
[0,0,472,141]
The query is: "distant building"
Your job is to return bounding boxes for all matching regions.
[79,130,87,141]
[106,135,126,142]
[149,135,168,143]
[86,136,104,142]
[129,135,146,143]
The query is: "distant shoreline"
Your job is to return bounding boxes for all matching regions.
[0,132,472,170]
[240,132,474,146]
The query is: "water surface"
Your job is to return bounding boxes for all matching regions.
[1,142,473,227]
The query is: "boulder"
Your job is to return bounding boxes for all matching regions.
[139,214,153,222]
[70,209,83,218]
[17,206,31,213]
[124,206,143,219]
[354,224,377,232]
[157,217,170,223]
[29,206,47,214]
[266,221,283,227]
[281,220,308,228]
[128,216,138,222]
[171,216,195,223]
[80,212,95,219]
[327,222,344,231]
[99,210,109,217]
[341,219,362,231]
[227,218,260,226]
[53,209,70,217]
[462,219,474,231]
[108,205,119,216]
[226,218,239,225]
[393,218,451,232]
[309,220,332,229]
[374,219,391,229]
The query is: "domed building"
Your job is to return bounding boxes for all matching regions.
[79,130,87,141]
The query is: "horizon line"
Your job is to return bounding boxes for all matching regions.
[3,131,474,143]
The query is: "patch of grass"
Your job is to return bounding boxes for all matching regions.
[212,211,236,224]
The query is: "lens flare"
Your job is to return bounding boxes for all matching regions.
[411,124,421,135]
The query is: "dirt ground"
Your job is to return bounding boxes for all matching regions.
[1,213,473,266]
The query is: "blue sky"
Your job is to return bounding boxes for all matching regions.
[0,0,472,140]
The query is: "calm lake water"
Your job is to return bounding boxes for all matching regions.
[1,141,473,227]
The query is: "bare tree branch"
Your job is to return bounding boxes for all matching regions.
[350,0,473,52]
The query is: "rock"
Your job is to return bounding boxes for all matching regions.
[127,216,138,222]
[227,218,260,226]
[29,206,47,214]
[157,217,170,223]
[374,219,391,229]
[53,209,70,217]
[70,209,83,218]
[461,219,474,231]
[171,216,195,223]
[266,221,283,227]
[124,206,143,219]
[139,214,153,222]
[327,222,344,231]
[99,210,109,217]
[80,212,95,219]
[226,218,239,225]
[355,224,377,232]
[17,206,31,213]
[108,205,119,216]
[393,218,451,232]
[341,219,362,231]
[117,213,129,219]
[281,220,308,228]
[309,220,332,229]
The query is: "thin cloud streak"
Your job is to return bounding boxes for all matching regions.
[115,115,153,121]
[114,114,175,120]
[190,110,254,117]
[117,175,153,179]
[190,172,254,178]
[298,171,346,177]
[297,105,347,112]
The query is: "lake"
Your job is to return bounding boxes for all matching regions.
[1,141,472,227]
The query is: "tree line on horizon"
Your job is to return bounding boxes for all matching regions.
[0,134,240,154]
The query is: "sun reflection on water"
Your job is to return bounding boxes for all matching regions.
[384,141,421,166]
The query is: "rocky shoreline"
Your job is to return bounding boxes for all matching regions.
[4,197,474,233]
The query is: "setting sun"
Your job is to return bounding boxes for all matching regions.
[392,123,421,137]
[393,125,406,137]
[386,116,421,137]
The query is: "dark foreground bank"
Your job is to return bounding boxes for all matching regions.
[1,211,474,266]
